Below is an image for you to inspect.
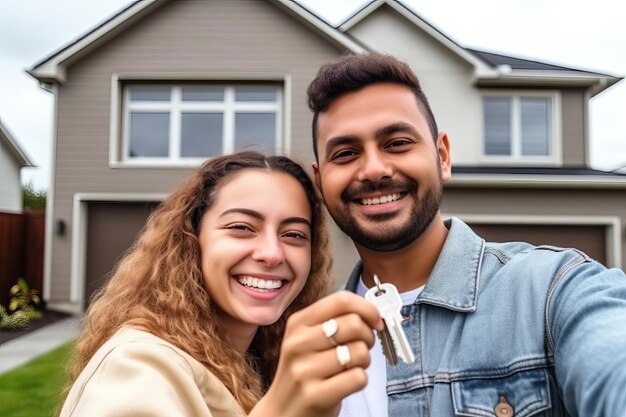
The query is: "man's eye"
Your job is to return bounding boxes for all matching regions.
[387,138,412,148]
[331,149,357,161]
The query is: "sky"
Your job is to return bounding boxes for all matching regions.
[1,0,625,191]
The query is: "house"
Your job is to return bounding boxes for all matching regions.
[28,0,626,314]
[0,118,34,212]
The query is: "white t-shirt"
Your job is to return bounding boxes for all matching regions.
[338,278,424,417]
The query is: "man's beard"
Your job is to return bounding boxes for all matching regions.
[323,174,443,252]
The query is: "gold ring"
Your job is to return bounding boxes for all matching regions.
[322,319,339,346]
[336,345,351,368]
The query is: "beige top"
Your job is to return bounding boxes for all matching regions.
[60,327,246,417]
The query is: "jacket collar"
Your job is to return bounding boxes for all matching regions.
[345,217,484,312]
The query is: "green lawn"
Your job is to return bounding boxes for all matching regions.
[0,341,74,417]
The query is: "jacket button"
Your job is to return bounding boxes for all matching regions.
[495,395,514,417]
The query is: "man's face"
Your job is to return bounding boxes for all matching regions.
[313,83,451,252]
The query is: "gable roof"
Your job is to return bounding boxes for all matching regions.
[0,119,35,168]
[28,0,365,85]
[338,0,622,97]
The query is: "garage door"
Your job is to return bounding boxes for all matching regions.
[469,223,606,264]
[85,201,160,307]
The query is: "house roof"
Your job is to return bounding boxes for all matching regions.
[0,118,35,168]
[28,0,366,85]
[338,0,622,97]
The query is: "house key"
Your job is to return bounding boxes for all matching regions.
[365,275,415,365]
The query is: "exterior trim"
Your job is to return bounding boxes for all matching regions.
[447,213,622,269]
[0,119,34,167]
[448,175,626,189]
[339,0,493,76]
[108,73,292,168]
[69,193,167,312]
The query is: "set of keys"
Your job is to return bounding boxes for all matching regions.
[365,275,415,366]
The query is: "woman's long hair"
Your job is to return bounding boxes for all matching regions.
[63,151,332,413]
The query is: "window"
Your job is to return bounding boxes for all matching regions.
[482,93,558,162]
[122,84,281,163]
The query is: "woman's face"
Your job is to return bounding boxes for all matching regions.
[198,169,312,345]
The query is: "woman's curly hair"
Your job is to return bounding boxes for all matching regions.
[62,151,332,413]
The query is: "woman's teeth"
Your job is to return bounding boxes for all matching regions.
[237,276,283,292]
[361,193,400,206]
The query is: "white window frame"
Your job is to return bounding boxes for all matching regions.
[480,90,561,166]
[111,80,284,167]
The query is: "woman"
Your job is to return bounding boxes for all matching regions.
[59,151,381,417]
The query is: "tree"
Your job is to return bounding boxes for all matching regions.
[22,183,46,211]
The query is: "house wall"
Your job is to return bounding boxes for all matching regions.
[48,0,359,309]
[0,139,23,212]
[442,186,626,268]
[345,5,480,165]
[561,88,586,165]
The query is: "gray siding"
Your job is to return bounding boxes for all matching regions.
[49,0,355,303]
[561,88,586,165]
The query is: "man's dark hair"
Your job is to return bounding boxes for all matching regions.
[307,53,439,160]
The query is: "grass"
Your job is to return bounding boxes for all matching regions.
[0,341,73,417]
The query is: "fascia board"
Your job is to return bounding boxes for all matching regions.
[0,120,34,167]
[448,174,626,189]
[274,0,365,53]
[28,0,162,85]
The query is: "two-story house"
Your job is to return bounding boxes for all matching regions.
[28,0,626,313]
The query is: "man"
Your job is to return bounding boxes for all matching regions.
[307,53,626,416]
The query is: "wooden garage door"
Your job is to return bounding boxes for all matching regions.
[469,223,606,264]
[85,201,160,307]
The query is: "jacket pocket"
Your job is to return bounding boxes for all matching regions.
[451,368,552,417]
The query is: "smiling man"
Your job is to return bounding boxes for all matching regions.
[307,53,626,417]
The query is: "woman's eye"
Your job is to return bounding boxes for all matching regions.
[283,231,309,241]
[226,223,253,232]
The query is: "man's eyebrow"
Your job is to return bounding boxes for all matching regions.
[324,135,359,156]
[375,122,421,140]
[220,208,311,228]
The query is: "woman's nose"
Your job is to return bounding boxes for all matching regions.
[252,234,285,267]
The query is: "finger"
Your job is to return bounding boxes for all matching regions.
[289,341,371,382]
[302,367,369,411]
[282,312,376,356]
[288,291,383,331]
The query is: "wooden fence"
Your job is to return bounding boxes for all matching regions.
[0,211,45,306]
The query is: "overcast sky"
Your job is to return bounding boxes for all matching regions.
[1,0,625,191]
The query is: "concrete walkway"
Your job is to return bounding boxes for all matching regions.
[0,316,81,375]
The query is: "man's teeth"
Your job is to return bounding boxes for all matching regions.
[237,276,283,291]
[361,193,401,206]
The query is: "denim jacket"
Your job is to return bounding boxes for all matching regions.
[345,218,626,417]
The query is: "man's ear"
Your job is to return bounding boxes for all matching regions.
[312,162,322,193]
[437,132,451,183]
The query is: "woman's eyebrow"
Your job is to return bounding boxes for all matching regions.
[220,208,311,228]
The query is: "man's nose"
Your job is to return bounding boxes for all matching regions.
[357,150,393,182]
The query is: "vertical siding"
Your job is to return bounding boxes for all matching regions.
[49,0,357,304]
[561,88,586,165]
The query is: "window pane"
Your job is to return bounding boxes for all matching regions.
[234,113,276,152]
[235,87,277,102]
[129,87,170,101]
[129,112,170,157]
[182,87,224,102]
[181,113,223,157]
[521,98,550,156]
[483,97,511,155]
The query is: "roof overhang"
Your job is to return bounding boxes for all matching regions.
[0,119,35,167]
[28,0,366,87]
[339,0,494,76]
[448,174,626,189]
[475,69,623,97]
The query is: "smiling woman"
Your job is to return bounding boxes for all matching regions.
[57,151,382,417]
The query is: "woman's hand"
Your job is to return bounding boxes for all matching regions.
[250,291,383,417]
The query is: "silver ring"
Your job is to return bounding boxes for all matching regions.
[322,319,339,346]
[336,345,351,368]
